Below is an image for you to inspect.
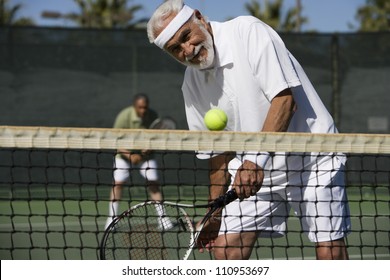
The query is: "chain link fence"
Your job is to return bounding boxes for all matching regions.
[0,27,389,133]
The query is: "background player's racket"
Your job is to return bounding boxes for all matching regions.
[99,189,237,260]
[149,117,177,130]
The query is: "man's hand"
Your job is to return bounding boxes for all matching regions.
[130,154,143,165]
[131,150,152,164]
[196,210,222,253]
[233,160,264,200]
[118,149,150,165]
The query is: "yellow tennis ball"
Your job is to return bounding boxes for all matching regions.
[204,108,228,131]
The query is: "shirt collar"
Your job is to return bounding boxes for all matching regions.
[210,21,233,68]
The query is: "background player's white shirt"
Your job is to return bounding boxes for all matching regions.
[182,16,342,186]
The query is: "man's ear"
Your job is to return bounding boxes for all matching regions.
[194,9,211,32]
[194,9,203,20]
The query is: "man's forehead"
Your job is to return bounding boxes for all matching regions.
[153,5,195,49]
[156,13,178,38]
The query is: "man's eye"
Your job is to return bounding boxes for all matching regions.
[172,46,181,53]
[184,32,191,41]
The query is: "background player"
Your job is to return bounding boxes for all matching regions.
[105,93,172,230]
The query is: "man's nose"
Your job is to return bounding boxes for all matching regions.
[181,42,194,57]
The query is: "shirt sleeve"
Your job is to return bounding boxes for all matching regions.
[244,21,301,101]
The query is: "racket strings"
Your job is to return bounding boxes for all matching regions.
[102,203,193,260]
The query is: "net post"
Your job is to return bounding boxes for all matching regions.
[331,34,341,129]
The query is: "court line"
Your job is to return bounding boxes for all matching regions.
[2,215,388,229]
[0,221,103,229]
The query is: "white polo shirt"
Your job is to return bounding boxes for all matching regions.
[181,16,341,185]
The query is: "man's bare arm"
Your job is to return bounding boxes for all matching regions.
[262,88,296,132]
[209,153,235,200]
[236,88,296,199]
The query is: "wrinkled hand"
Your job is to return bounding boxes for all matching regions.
[233,160,264,200]
[196,213,222,253]
[130,154,143,165]
[130,150,151,164]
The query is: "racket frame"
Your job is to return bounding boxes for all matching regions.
[100,200,195,260]
[100,190,237,260]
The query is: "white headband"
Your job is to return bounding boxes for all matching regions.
[154,5,195,49]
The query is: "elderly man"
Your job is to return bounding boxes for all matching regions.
[147,0,350,260]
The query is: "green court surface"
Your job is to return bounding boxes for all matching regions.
[0,185,389,260]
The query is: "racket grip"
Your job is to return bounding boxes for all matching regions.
[213,190,238,207]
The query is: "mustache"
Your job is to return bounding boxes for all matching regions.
[185,45,202,62]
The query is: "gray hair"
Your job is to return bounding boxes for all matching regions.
[147,0,185,44]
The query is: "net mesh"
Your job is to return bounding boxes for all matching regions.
[0,126,389,260]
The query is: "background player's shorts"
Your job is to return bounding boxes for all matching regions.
[220,156,351,243]
[113,157,158,182]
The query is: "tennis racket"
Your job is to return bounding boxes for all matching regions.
[149,117,177,130]
[99,189,238,260]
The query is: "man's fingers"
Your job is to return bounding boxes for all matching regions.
[233,184,245,200]
[234,182,260,200]
[205,241,215,252]
[197,241,205,252]
[196,220,220,253]
[197,241,214,253]
[233,162,264,200]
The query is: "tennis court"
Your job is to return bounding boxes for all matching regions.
[1,128,389,260]
[0,185,389,260]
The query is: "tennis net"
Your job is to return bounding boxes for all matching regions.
[0,126,389,260]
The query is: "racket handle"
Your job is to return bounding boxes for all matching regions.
[213,189,238,208]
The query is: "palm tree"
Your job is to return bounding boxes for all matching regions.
[244,0,308,32]
[245,0,281,30]
[355,0,390,31]
[66,0,143,28]
[0,0,35,26]
[281,0,308,32]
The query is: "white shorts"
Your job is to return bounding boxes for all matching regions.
[220,156,351,243]
[113,157,159,182]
